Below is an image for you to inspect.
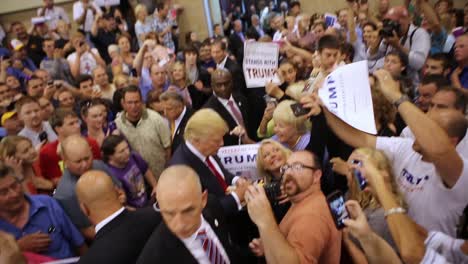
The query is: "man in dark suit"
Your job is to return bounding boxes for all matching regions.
[203,69,256,146]
[168,108,249,215]
[159,91,194,154]
[211,40,247,94]
[76,170,161,264]
[137,165,239,264]
[229,19,245,65]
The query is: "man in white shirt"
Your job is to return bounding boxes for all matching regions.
[303,69,468,237]
[73,0,102,34]
[136,165,239,263]
[76,170,162,264]
[67,33,105,78]
[38,0,70,30]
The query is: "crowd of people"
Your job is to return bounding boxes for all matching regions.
[0,0,468,263]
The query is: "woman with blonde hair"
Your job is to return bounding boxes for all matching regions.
[0,136,54,193]
[134,4,154,48]
[256,139,292,222]
[336,147,406,255]
[271,100,311,151]
[168,61,192,107]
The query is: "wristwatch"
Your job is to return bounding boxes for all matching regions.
[393,95,410,108]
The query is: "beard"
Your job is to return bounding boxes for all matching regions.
[283,176,301,197]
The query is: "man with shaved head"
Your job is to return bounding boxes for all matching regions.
[76,170,161,264]
[54,135,121,241]
[137,165,238,263]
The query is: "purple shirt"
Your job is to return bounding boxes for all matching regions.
[106,152,149,208]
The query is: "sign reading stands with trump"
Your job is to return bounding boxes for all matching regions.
[318,60,377,135]
[243,42,280,88]
[217,144,260,181]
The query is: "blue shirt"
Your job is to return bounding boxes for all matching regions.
[460,66,468,89]
[139,67,169,102]
[271,132,311,151]
[0,195,84,259]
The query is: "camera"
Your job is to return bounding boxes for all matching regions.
[263,179,282,206]
[379,19,400,38]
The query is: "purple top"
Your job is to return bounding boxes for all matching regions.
[106,152,149,208]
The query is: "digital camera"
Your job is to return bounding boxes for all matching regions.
[380,19,400,38]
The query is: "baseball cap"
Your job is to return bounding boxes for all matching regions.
[1,111,17,126]
[384,6,409,21]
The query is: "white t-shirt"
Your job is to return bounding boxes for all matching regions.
[73,1,102,32]
[377,136,468,237]
[67,49,99,75]
[400,126,468,158]
[422,231,468,264]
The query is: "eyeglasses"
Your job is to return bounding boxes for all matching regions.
[280,162,318,175]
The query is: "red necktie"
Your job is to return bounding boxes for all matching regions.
[227,100,244,127]
[196,229,228,264]
[205,157,228,191]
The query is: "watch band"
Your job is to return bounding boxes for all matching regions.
[393,95,410,108]
[384,207,406,218]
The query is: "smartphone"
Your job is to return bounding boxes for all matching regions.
[38,131,48,142]
[290,103,310,117]
[327,190,349,229]
[351,160,367,190]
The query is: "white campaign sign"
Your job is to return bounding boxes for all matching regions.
[95,0,120,7]
[243,42,279,88]
[217,144,260,181]
[318,61,377,135]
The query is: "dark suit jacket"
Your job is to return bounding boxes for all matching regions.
[224,58,247,93]
[229,32,245,65]
[168,142,238,215]
[77,208,161,264]
[136,196,239,264]
[171,107,194,154]
[202,93,253,146]
[187,65,212,110]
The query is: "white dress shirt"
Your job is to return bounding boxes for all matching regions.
[185,142,242,210]
[73,1,102,32]
[95,207,125,234]
[216,55,229,69]
[181,216,230,264]
[216,95,243,126]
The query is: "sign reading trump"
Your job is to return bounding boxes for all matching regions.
[243,42,279,88]
[217,144,260,181]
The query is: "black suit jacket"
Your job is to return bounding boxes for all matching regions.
[168,142,238,214]
[202,94,252,146]
[229,32,245,65]
[136,196,239,264]
[77,208,161,264]
[171,107,194,154]
[224,58,247,93]
[187,65,212,110]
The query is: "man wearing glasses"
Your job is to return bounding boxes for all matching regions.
[245,151,342,263]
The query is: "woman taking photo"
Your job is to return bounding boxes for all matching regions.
[0,136,54,193]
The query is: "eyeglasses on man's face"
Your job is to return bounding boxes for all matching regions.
[280,162,318,175]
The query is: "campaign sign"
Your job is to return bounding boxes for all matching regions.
[318,60,377,135]
[243,42,279,88]
[217,144,260,181]
[95,0,120,7]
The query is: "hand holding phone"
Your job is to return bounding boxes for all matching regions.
[290,103,310,117]
[327,190,350,229]
[351,160,367,190]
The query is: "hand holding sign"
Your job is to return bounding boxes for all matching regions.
[317,61,377,135]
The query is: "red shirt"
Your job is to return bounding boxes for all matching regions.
[39,138,102,180]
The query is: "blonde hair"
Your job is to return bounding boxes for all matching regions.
[349,148,406,210]
[184,109,229,141]
[0,135,30,159]
[113,74,129,89]
[256,139,292,183]
[169,61,189,87]
[273,100,310,134]
[134,4,147,20]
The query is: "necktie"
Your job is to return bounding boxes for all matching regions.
[227,100,244,127]
[170,120,176,139]
[205,157,228,191]
[196,229,227,264]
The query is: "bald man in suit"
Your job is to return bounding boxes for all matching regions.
[76,170,161,264]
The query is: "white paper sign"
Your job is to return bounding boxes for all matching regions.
[94,0,120,7]
[243,42,279,88]
[217,144,260,181]
[318,61,377,135]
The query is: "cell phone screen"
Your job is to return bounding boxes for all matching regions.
[327,191,349,229]
[290,103,310,117]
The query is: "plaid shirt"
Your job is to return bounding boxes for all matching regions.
[153,15,176,51]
